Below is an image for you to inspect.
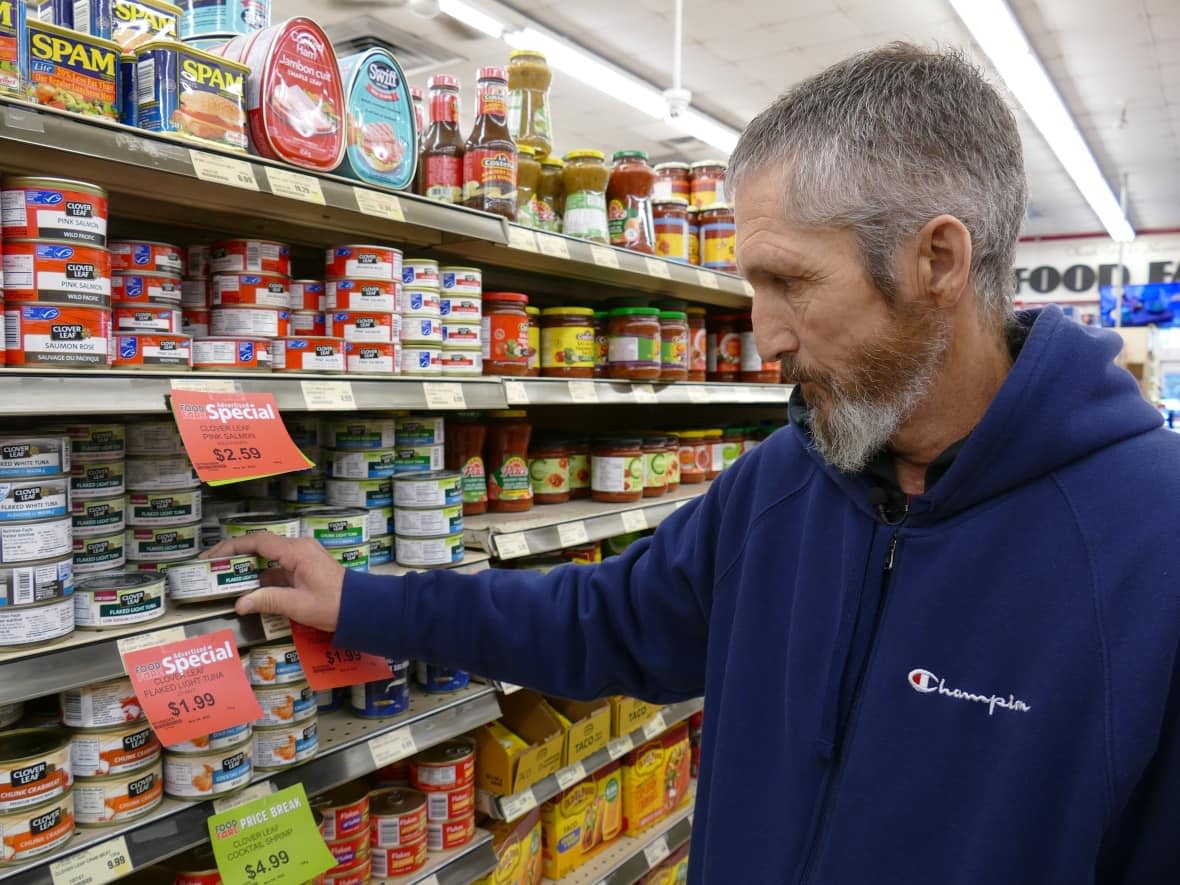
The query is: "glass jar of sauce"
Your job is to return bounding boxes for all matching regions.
[606,150,655,253]
[541,307,595,378]
[699,203,737,273]
[676,430,707,484]
[561,150,610,243]
[516,144,542,228]
[507,50,552,156]
[568,437,590,498]
[642,436,668,498]
[529,438,569,505]
[486,410,532,512]
[659,310,689,383]
[690,160,726,209]
[664,433,681,492]
[703,428,724,480]
[687,207,701,266]
[707,313,742,382]
[591,437,644,504]
[652,197,689,264]
[419,74,464,204]
[525,306,540,376]
[654,162,691,201]
[445,412,487,516]
[739,313,782,383]
[463,67,517,219]
[607,307,660,381]
[686,306,707,382]
[722,427,745,469]
[537,157,564,232]
[482,292,530,376]
[593,311,609,378]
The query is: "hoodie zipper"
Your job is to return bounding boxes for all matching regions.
[797,530,900,884]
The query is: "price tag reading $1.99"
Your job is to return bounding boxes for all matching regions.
[289,622,393,691]
[123,628,262,747]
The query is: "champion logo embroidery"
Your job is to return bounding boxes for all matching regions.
[907,669,1032,716]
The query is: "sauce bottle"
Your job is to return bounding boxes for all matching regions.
[462,67,517,219]
[419,75,464,204]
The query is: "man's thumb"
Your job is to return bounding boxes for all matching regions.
[235,587,294,616]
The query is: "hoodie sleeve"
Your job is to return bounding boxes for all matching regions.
[332,484,725,703]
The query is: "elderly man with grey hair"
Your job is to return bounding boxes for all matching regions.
[209,44,1180,883]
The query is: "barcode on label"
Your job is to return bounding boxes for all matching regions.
[427,793,449,820]
[13,569,33,606]
[4,314,19,352]
[247,244,261,272]
[135,59,155,104]
[376,818,403,847]
[72,0,91,32]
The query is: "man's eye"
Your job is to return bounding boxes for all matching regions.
[774,276,796,292]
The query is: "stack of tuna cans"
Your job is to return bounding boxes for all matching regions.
[400,258,443,377]
[321,416,396,573]
[325,244,402,375]
[109,238,192,370]
[278,416,326,507]
[68,423,127,579]
[391,416,464,569]
[123,420,200,576]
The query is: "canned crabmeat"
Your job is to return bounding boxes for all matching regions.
[0,477,69,521]
[180,279,208,308]
[0,730,71,813]
[25,20,119,122]
[421,780,473,822]
[399,316,441,346]
[253,719,317,770]
[1,179,107,246]
[113,302,180,333]
[63,424,123,460]
[70,458,125,499]
[349,675,407,720]
[127,488,201,526]
[72,531,126,574]
[439,294,481,321]
[72,495,126,537]
[109,240,183,275]
[401,259,438,289]
[69,720,159,779]
[311,781,369,841]
[369,534,392,566]
[393,505,462,538]
[73,572,165,629]
[0,516,71,565]
[273,337,345,373]
[191,336,271,371]
[326,310,397,344]
[325,450,396,480]
[324,245,400,282]
[323,418,395,450]
[289,312,325,336]
[253,682,315,727]
[73,760,162,826]
[391,471,461,508]
[393,444,444,474]
[328,543,369,572]
[399,346,441,376]
[247,641,301,686]
[210,305,289,338]
[210,240,290,277]
[324,829,369,869]
[167,723,250,755]
[368,786,426,848]
[220,512,300,540]
[415,663,469,695]
[394,533,463,569]
[325,279,395,313]
[125,456,198,491]
[345,341,396,375]
[410,739,475,791]
[164,554,259,603]
[297,508,367,547]
[394,416,444,446]
[61,677,142,729]
[163,743,251,800]
[0,437,70,478]
[4,303,111,368]
[325,478,391,509]
[114,333,193,369]
[0,556,73,608]
[290,280,324,312]
[440,321,479,347]
[439,349,481,376]
[211,273,289,308]
[0,791,75,862]
[186,245,210,279]
[439,266,481,296]
[112,272,182,304]
[370,837,427,878]
[426,812,475,852]
[125,420,184,456]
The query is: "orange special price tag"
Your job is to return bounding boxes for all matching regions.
[123,629,263,748]
[169,390,313,486]
[290,622,393,691]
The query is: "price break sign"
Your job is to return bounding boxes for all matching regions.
[169,391,313,486]
[207,784,335,885]
[289,622,392,691]
[123,629,262,747]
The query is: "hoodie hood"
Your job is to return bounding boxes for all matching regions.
[791,306,1163,525]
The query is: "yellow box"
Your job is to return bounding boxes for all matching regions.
[546,696,611,767]
[622,723,691,836]
[540,761,623,879]
[610,696,658,737]
[472,807,542,885]
[474,690,564,795]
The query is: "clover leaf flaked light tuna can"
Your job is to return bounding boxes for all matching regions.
[336,47,417,191]
[73,530,126,574]
[273,336,345,373]
[113,333,193,369]
[163,553,259,603]
[1,178,108,246]
[73,572,164,629]
[72,494,126,537]
[214,18,345,171]
[3,241,111,307]
[25,20,120,121]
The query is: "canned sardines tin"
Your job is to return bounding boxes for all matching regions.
[324,418,395,451]
[326,279,396,313]
[192,336,271,371]
[311,781,369,841]
[109,240,183,275]
[72,495,126,537]
[73,759,163,826]
[393,444,444,474]
[74,572,165,629]
[401,259,438,289]
[345,341,396,375]
[126,420,184,456]
[125,455,199,490]
[72,531,126,574]
[0,596,74,647]
[70,458,125,499]
[329,543,369,572]
[1,516,72,564]
[253,682,315,727]
[398,287,440,318]
[0,730,71,812]
[394,416,444,447]
[247,641,301,686]
[439,294,481,321]
[400,316,441,346]
[324,245,400,282]
[168,723,250,755]
[164,554,259,603]
[0,437,71,478]
[410,739,475,791]
[63,424,124,460]
[393,505,462,538]
[370,836,427,879]
[0,791,75,862]
[369,534,392,566]
[427,812,474,852]
[421,779,473,822]
[290,279,324,312]
[113,271,183,304]
[212,273,289,308]
[69,720,159,779]
[394,533,463,569]
[127,488,201,526]
[273,337,345,373]
[391,471,461,508]
[25,19,119,122]
[0,477,69,521]
[440,349,481,376]
[220,512,300,539]
[3,303,112,368]
[440,266,481,296]
[368,786,426,848]
[349,675,407,719]
[0,556,73,607]
[210,240,290,277]
[326,310,397,344]
[253,719,317,770]
[325,449,396,480]
[124,522,200,562]
[163,742,251,800]
[298,508,367,547]
[115,332,193,369]
[113,302,181,333]
[61,677,141,728]
[210,305,290,338]
[325,479,391,509]
[1,178,108,246]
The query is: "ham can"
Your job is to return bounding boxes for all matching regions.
[345,342,396,375]
[73,572,165,629]
[326,311,397,344]
[61,677,142,729]
[113,302,181,333]
[2,242,111,307]
[192,336,271,371]
[324,245,400,282]
[109,240,183,275]
[369,787,427,848]
[73,760,163,826]
[409,739,475,791]
[325,279,396,313]
[311,781,369,840]
[290,279,324,311]
[72,495,127,537]
[209,239,291,276]
[399,287,441,318]
[290,311,325,336]
[114,333,193,369]
[69,720,159,779]
[211,273,290,308]
[25,20,119,122]
[164,554,260,603]
[426,812,475,852]
[4,304,111,368]
[0,730,72,813]
[0,792,75,863]
[210,305,290,338]
[336,46,417,190]
[273,337,345,373]
[112,271,182,304]
[370,837,427,879]
[1,178,108,246]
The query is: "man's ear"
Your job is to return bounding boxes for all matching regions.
[915,214,973,309]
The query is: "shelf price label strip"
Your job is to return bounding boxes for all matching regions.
[300,381,356,411]
[368,727,418,768]
[49,836,132,885]
[189,150,259,191]
[353,187,405,222]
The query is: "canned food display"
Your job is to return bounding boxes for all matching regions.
[112,302,181,333]
[167,723,251,755]
[322,857,369,885]
[124,523,200,562]
[0,791,75,863]
[125,421,185,456]
[127,489,201,526]
[0,477,69,521]
[2,241,111,307]
[68,720,159,779]
[0,556,73,608]
[325,450,396,480]
[311,781,369,841]
[70,459,125,499]
[391,471,462,508]
[112,272,183,304]
[400,316,442,346]
[402,259,439,289]
[289,312,326,336]
[0,516,72,564]
[297,508,367,547]
[324,245,400,281]
[369,786,427,848]
[210,240,291,277]
[440,321,479,347]
[73,572,165,629]
[325,479,391,509]
[71,495,126,537]
[393,444,444,474]
[325,279,396,313]
[113,333,193,369]
[370,837,427,878]
[253,719,318,770]
[421,780,474,822]
[439,349,482,376]
[163,743,251,800]
[247,641,302,686]
[253,682,316,726]
[0,730,71,812]
[109,240,183,275]
[365,506,393,540]
[61,677,142,728]
[278,472,325,505]
[72,530,126,574]
[3,303,112,368]
[345,341,396,374]
[409,739,475,791]
[273,337,345,373]
[1,178,108,246]
[415,663,470,694]
[394,533,463,569]
[73,759,163,826]
[125,456,199,491]
[192,336,272,371]
[63,424,123,460]
[211,273,290,308]
[0,437,70,478]
[181,279,209,309]
[426,811,475,852]
[164,555,260,603]
[393,505,462,538]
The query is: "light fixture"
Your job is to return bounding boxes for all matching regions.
[667,107,739,154]
[438,0,505,38]
[949,0,1135,242]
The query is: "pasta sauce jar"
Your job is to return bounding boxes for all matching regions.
[686,307,707,382]
[591,438,644,504]
[444,414,487,516]
[689,160,727,209]
[540,307,595,378]
[653,162,691,201]
[739,313,782,383]
[481,292,530,376]
[606,150,655,253]
[528,439,570,505]
[485,411,532,513]
[606,308,660,381]
[659,311,689,382]
[652,197,690,264]
[707,314,742,382]
[699,203,737,272]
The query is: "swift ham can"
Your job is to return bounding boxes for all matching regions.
[109,240,183,275]
[209,239,291,276]
[2,239,112,305]
[113,333,193,368]
[112,272,182,304]
[164,554,260,603]
[73,760,163,826]
[324,245,400,282]
[0,556,73,607]
[73,572,165,629]
[369,787,426,848]
[273,337,345,373]
[113,302,181,333]
[0,597,74,647]
[211,273,290,308]
[4,304,112,368]
[0,792,75,863]
[345,341,396,375]
[0,477,69,521]
[210,305,290,338]
[1,178,108,246]
[325,279,396,312]
[69,720,159,778]
[192,336,271,371]
[0,730,71,812]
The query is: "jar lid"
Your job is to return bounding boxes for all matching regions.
[703,428,724,435]
[518,144,538,157]
[509,49,547,60]
[652,196,690,207]
[593,310,608,318]
[428,74,458,89]
[612,150,648,162]
[541,307,594,317]
[477,66,508,81]
[690,160,728,170]
[685,306,707,316]
[700,201,734,211]
[541,157,565,168]
[676,429,706,439]
[565,149,606,162]
[658,311,688,321]
[483,291,529,304]
[654,162,691,172]
[490,410,529,418]
[525,306,540,315]
[594,436,644,448]
[656,299,687,311]
[608,307,659,317]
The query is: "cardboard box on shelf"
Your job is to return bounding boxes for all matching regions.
[622,723,691,836]
[610,695,658,738]
[472,807,542,885]
[638,842,691,885]
[546,696,611,767]
[540,760,623,880]
[474,689,564,795]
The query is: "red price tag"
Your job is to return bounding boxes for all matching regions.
[123,629,263,747]
[169,390,313,486]
[290,623,392,691]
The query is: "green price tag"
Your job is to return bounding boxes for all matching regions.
[207,784,335,885]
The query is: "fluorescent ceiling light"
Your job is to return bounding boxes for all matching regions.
[439,0,504,38]
[949,0,1134,242]
[668,107,739,155]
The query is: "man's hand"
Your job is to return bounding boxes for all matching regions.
[204,534,345,632]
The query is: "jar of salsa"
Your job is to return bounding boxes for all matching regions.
[722,427,745,469]
[687,207,701,266]
[516,145,542,228]
[486,410,532,512]
[607,307,660,381]
[664,433,681,492]
[707,313,742,381]
[529,438,569,505]
[561,150,610,243]
[593,311,609,378]
[703,428,724,480]
[482,292,531,375]
[659,311,689,383]
[642,436,668,498]
[525,305,540,377]
[686,307,707,382]
[690,160,726,209]
[507,50,553,156]
[699,203,737,273]
[568,437,590,498]
[652,197,689,263]
[676,430,708,484]
[606,150,655,253]
[654,162,691,201]
[541,307,595,377]
[537,157,564,232]
[445,411,488,515]
[591,437,644,503]
[739,313,782,383]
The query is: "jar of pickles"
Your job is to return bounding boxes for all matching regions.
[659,310,689,382]
[652,197,690,263]
[690,160,726,209]
[654,162,691,201]
[529,438,570,505]
[606,150,655,253]
[516,145,542,228]
[607,307,661,381]
[540,307,595,377]
[537,157,564,232]
[562,150,610,243]
[525,305,541,377]
[507,50,553,156]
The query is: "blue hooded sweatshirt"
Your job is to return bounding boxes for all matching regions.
[335,306,1180,883]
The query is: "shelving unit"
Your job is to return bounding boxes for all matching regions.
[501,378,791,407]
[403,830,498,885]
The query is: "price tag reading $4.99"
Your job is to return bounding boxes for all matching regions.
[289,622,392,691]
[123,628,262,748]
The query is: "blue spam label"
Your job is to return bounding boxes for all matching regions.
[178,0,267,39]
[336,48,417,191]
[135,39,248,150]
[2,1,30,98]
[34,0,114,40]
[112,0,177,49]
[119,53,137,124]
[26,20,120,120]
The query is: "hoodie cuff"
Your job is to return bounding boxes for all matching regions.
[332,569,407,657]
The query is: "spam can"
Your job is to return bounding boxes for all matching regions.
[124,522,200,561]
[63,423,124,460]
[111,0,181,52]
[210,305,290,338]
[394,533,462,569]
[127,488,201,525]
[163,554,259,603]
[211,273,288,307]
[345,341,396,375]
[113,302,181,333]
[73,571,165,629]
[134,39,249,152]
[72,494,127,537]
[0,476,69,521]
[298,507,366,547]
[112,271,182,304]
[0,436,71,477]
[325,449,396,480]
[3,304,110,367]
[290,279,324,312]
[348,676,408,720]
[70,458,125,499]
[72,530,126,573]
[25,20,120,121]
[273,337,345,373]
[0,0,25,100]
[114,332,193,368]
[69,719,159,778]
[0,729,72,812]
[0,556,73,607]
[0,596,74,647]
[325,279,395,313]
[162,742,251,799]
[33,0,114,40]
[191,336,271,371]
[326,310,397,344]
[109,239,183,274]
[2,241,111,307]
[1,516,71,564]
[125,420,183,456]
[324,245,400,282]
[210,239,290,276]
[1,178,108,246]
[73,760,162,826]
[0,791,75,862]
[289,311,325,337]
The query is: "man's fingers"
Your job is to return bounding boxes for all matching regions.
[235,587,297,617]
[205,533,302,569]
[260,566,294,588]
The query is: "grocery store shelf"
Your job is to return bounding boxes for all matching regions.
[371,550,492,577]
[542,794,695,885]
[477,698,703,822]
[406,830,497,885]
[0,685,502,885]
[464,482,711,560]
[502,378,791,406]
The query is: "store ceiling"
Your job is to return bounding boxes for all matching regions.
[286,0,1179,238]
